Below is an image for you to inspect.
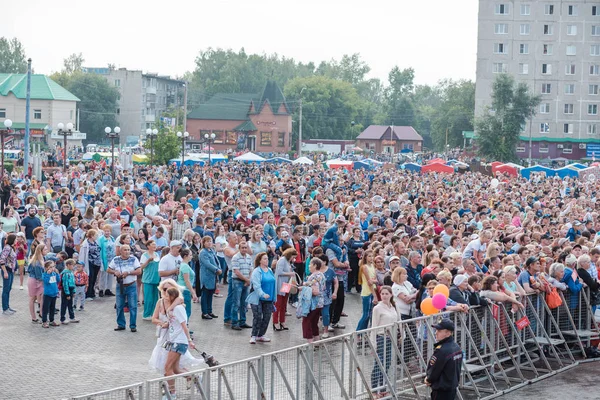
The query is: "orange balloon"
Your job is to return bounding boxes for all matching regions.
[420,298,438,316]
[433,284,450,298]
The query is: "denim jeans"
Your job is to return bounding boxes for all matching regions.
[60,290,75,322]
[370,335,392,393]
[217,256,227,284]
[201,287,215,314]
[42,294,57,323]
[116,283,138,329]
[250,301,274,337]
[2,269,14,311]
[231,280,249,327]
[223,270,234,322]
[183,289,192,320]
[322,304,331,327]
[356,294,373,331]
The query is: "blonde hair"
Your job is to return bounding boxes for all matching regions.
[158,278,184,299]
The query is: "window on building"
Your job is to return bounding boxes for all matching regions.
[520,4,530,15]
[540,103,550,113]
[539,143,549,153]
[589,124,598,135]
[566,64,576,75]
[563,144,573,154]
[260,131,272,146]
[566,45,577,55]
[593,6,599,16]
[33,109,41,119]
[567,25,577,35]
[495,4,509,14]
[116,108,120,115]
[114,79,120,87]
[519,43,529,54]
[564,123,574,134]
[0,108,6,118]
[494,43,507,54]
[589,104,599,115]
[564,104,574,114]
[520,24,530,35]
[517,142,526,153]
[278,132,285,147]
[495,23,509,34]
[544,4,554,15]
[569,5,578,16]
[590,84,600,95]
[593,26,600,36]
[212,130,224,144]
[543,44,553,55]
[519,63,529,74]
[493,63,508,73]
[565,84,576,94]
[591,45,600,56]
[591,65,600,75]
[226,131,236,145]
[543,24,554,35]
[542,83,552,94]
[540,123,550,133]
[542,64,552,74]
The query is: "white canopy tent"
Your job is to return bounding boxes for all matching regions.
[292,156,314,165]
[233,152,266,163]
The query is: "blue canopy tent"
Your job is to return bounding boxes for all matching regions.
[353,160,372,170]
[521,165,555,179]
[364,158,384,167]
[168,158,206,167]
[402,163,422,173]
[555,166,580,179]
[567,163,587,170]
[265,157,292,164]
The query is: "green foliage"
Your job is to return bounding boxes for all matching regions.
[284,76,362,143]
[475,74,540,162]
[51,71,119,144]
[384,67,415,126]
[3,162,14,174]
[152,131,181,165]
[0,37,27,73]
[429,80,475,151]
[63,53,85,74]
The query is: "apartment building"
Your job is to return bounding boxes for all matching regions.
[83,67,184,144]
[475,1,600,159]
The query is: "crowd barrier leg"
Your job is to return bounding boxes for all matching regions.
[556,291,587,357]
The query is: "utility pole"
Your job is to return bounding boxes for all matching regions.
[445,127,449,159]
[183,83,188,134]
[298,98,303,157]
[24,58,32,177]
[528,117,533,166]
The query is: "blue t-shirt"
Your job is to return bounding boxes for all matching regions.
[259,268,276,302]
[177,262,195,289]
[323,267,336,306]
[517,270,534,287]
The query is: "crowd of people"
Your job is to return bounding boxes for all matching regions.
[1,157,599,399]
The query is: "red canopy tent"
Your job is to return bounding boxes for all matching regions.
[492,163,518,177]
[422,163,454,174]
[427,158,446,165]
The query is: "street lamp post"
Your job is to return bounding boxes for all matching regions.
[105,126,121,181]
[1,119,12,181]
[176,131,189,171]
[204,132,216,165]
[56,122,74,172]
[145,128,158,166]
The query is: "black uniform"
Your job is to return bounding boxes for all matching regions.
[426,335,462,400]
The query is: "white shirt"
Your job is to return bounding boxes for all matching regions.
[392,281,415,316]
[145,204,160,217]
[168,305,189,344]
[158,253,182,281]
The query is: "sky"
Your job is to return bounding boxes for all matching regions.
[4,0,479,86]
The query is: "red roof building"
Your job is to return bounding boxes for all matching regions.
[355,125,423,154]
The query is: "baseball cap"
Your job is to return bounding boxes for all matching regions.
[453,274,468,286]
[170,240,182,247]
[432,318,455,332]
[389,256,400,263]
[16,232,25,237]
[336,215,347,224]
[525,256,539,267]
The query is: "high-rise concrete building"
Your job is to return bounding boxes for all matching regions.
[83,67,184,144]
[475,1,600,160]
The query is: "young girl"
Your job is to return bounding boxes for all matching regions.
[42,261,61,328]
[357,249,377,331]
[15,232,28,289]
[370,286,399,398]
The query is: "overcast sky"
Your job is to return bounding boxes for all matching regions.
[5,0,478,86]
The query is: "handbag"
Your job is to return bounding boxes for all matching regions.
[52,226,65,253]
[545,287,562,309]
[288,273,301,295]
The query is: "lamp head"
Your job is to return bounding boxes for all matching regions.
[210,133,216,139]
[146,128,151,135]
[184,131,189,137]
[114,127,121,134]
[105,127,111,134]
[66,122,74,130]
[177,131,182,137]
[152,129,158,135]
[58,123,65,130]
[4,119,12,128]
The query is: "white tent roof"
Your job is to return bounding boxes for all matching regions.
[292,156,314,165]
[233,152,266,162]
[326,158,353,166]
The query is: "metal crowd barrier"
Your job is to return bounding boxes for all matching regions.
[71,288,600,400]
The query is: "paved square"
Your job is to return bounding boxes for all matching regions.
[0,282,363,399]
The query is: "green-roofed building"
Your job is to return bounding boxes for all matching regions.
[186,81,292,154]
[0,73,83,149]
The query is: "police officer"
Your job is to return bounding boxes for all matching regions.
[424,318,462,400]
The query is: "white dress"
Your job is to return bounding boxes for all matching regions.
[148,308,204,374]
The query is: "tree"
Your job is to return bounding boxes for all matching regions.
[475,74,540,162]
[63,53,84,74]
[152,131,181,165]
[284,76,362,146]
[0,37,27,73]
[429,80,475,151]
[383,67,416,126]
[51,71,119,144]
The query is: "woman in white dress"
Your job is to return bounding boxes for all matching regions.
[149,279,203,375]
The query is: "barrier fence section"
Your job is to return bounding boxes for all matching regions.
[72,289,600,400]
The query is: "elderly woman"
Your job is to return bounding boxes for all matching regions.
[503,265,527,297]
[273,248,297,331]
[246,252,276,344]
[548,262,583,293]
[199,236,222,319]
[302,258,327,343]
[0,233,17,314]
